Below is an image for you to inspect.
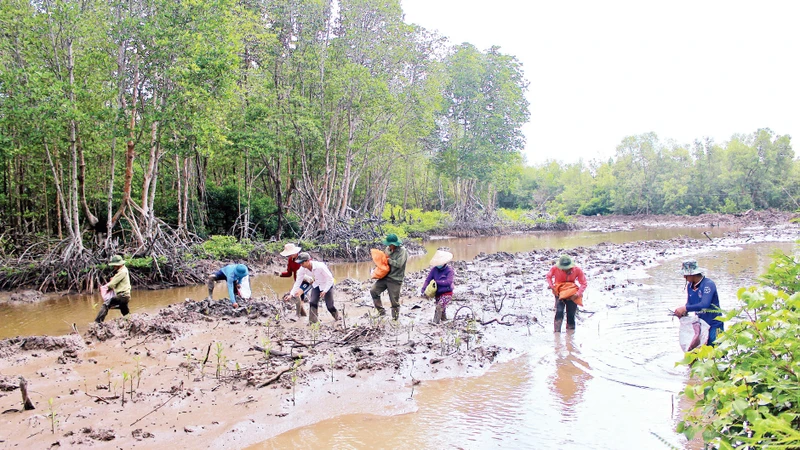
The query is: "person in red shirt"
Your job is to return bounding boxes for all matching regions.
[546,254,588,332]
[277,243,302,280]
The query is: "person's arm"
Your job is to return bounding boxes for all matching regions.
[388,248,407,268]
[439,266,455,291]
[107,270,125,291]
[316,262,334,293]
[290,267,306,296]
[686,280,716,312]
[226,278,237,304]
[575,267,588,296]
[545,266,557,290]
[280,256,297,277]
[421,269,434,293]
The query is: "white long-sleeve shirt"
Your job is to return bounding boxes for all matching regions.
[291,261,334,296]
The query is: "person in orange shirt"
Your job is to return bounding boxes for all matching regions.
[546,255,588,332]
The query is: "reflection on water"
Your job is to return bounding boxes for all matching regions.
[253,241,795,450]
[550,334,591,421]
[0,227,734,339]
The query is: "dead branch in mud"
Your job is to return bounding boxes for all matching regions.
[488,287,508,313]
[451,306,477,322]
[201,343,212,365]
[130,393,179,427]
[250,346,304,360]
[257,365,296,388]
[19,377,35,411]
[85,392,120,404]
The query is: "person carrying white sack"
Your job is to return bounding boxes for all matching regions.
[673,259,724,346]
[290,253,339,325]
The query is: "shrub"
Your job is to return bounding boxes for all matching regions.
[678,245,800,448]
[197,235,254,260]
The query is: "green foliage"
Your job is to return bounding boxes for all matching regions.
[381,204,451,237]
[197,236,254,260]
[678,246,800,448]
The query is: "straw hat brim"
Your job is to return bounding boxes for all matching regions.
[430,250,453,267]
[280,245,302,257]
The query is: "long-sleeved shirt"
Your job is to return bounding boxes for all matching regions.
[386,246,408,283]
[686,277,723,328]
[546,266,587,296]
[280,254,301,280]
[422,265,455,296]
[291,261,334,296]
[220,264,248,303]
[107,266,131,297]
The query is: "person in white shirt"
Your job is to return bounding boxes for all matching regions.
[290,252,339,325]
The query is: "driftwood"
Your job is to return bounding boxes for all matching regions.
[20,377,34,410]
[257,365,294,388]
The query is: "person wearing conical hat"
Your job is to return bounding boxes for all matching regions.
[370,234,408,320]
[277,243,303,280]
[95,255,131,323]
[421,250,455,324]
[673,260,723,345]
[207,263,249,308]
[546,254,588,332]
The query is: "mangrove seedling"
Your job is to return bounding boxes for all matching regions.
[261,338,272,363]
[121,372,130,406]
[133,355,143,390]
[328,352,336,383]
[290,356,302,406]
[184,353,194,380]
[47,398,58,434]
[214,342,227,379]
[309,322,321,346]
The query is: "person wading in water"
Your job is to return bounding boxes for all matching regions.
[546,255,588,332]
[95,255,131,323]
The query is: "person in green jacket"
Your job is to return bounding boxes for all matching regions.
[370,234,408,320]
[95,255,131,323]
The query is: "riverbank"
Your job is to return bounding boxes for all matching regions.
[0,222,797,448]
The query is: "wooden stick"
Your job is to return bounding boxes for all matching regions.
[257,366,294,388]
[130,393,179,427]
[19,377,34,411]
[84,392,119,404]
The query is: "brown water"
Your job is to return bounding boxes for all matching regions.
[250,241,795,450]
[0,227,728,339]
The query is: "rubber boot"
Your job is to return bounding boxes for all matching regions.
[94,305,109,323]
[308,307,319,325]
[391,307,400,321]
[554,318,563,333]
[331,310,341,327]
[206,276,216,301]
[294,297,307,317]
[432,305,443,324]
[373,298,386,316]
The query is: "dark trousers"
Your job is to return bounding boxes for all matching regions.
[309,286,337,314]
[555,299,578,328]
[370,278,401,311]
[95,295,130,323]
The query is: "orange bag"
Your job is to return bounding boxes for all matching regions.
[370,249,389,279]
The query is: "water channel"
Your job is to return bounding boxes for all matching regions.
[0,227,736,339]
[0,227,794,449]
[245,238,793,449]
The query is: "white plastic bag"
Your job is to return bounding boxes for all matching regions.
[100,285,114,303]
[679,315,710,352]
[238,276,251,299]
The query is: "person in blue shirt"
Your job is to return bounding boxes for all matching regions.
[674,260,723,345]
[207,264,249,308]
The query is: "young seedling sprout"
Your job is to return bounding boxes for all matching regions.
[47,398,58,434]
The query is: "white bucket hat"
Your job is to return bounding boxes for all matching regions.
[280,243,302,257]
[430,250,453,267]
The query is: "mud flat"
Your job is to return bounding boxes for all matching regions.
[0,223,797,449]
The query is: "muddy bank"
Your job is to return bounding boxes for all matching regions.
[1,224,796,448]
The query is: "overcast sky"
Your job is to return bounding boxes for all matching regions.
[401,0,800,165]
